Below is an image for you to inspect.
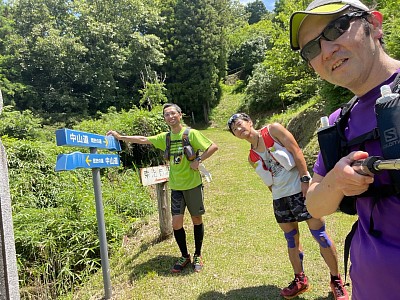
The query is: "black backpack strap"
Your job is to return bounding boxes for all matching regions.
[339,71,400,150]
[339,95,358,119]
[163,132,171,161]
[368,196,382,238]
[182,127,199,161]
[182,127,190,146]
[346,128,380,148]
[344,219,358,283]
[337,95,358,139]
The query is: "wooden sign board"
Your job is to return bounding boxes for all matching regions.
[140,165,169,186]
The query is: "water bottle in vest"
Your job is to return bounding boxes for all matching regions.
[376,85,399,104]
[375,84,400,159]
[320,116,329,129]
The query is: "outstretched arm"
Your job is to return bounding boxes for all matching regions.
[106,130,152,145]
[306,151,374,218]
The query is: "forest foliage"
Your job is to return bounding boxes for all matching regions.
[0,0,399,298]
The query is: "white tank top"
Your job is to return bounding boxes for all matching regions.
[255,149,301,199]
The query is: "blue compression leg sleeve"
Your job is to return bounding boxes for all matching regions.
[284,229,297,248]
[310,225,332,248]
[299,251,304,271]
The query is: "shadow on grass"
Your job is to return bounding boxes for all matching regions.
[125,235,165,266]
[197,285,334,300]
[129,254,192,283]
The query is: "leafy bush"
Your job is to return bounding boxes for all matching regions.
[75,105,169,168]
[227,19,273,81]
[0,106,43,140]
[242,11,319,115]
[244,63,285,112]
[5,137,65,210]
[3,131,155,298]
[319,81,354,113]
[380,1,400,60]
[228,36,271,81]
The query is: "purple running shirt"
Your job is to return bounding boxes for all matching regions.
[313,71,400,300]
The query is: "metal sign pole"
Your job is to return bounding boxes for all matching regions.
[55,129,121,300]
[90,147,112,299]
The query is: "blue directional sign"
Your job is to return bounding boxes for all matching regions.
[55,152,120,171]
[56,128,121,151]
[55,128,120,298]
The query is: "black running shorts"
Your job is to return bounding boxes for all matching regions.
[273,192,312,223]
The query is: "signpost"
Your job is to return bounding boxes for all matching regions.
[55,129,121,300]
[140,165,172,240]
[56,128,121,151]
[55,152,120,171]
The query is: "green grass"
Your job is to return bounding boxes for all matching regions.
[209,84,245,129]
[61,88,357,299]
[64,127,357,300]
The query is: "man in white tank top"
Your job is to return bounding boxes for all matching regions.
[228,113,348,300]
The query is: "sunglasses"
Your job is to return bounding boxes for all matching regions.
[300,11,369,62]
[227,113,250,132]
[227,113,242,127]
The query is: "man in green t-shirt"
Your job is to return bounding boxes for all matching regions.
[107,103,218,273]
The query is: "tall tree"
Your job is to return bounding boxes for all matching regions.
[162,0,231,123]
[227,19,273,80]
[245,0,268,24]
[2,0,164,121]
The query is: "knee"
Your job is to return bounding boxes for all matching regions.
[172,216,184,229]
[284,229,298,248]
[191,215,202,225]
[310,225,332,248]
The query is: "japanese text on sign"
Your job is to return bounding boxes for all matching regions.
[140,165,170,186]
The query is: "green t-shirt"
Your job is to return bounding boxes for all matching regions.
[148,127,213,190]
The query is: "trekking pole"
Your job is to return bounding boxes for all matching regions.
[352,156,400,176]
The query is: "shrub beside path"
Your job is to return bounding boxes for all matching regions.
[69,127,357,300]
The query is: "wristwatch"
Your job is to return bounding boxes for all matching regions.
[195,156,202,163]
[300,174,311,183]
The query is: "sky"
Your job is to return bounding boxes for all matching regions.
[239,0,276,11]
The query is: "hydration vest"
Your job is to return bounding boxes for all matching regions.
[163,127,197,162]
[317,73,400,215]
[249,126,295,171]
[317,72,400,282]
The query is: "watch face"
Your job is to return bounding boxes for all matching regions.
[301,175,311,182]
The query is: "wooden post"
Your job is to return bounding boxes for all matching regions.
[156,182,172,240]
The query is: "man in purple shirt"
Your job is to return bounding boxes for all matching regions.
[290,0,400,299]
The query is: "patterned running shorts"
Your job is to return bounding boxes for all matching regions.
[273,192,312,223]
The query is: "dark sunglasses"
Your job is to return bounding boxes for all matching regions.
[300,11,369,62]
[227,113,250,132]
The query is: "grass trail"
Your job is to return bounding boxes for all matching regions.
[69,127,358,300]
